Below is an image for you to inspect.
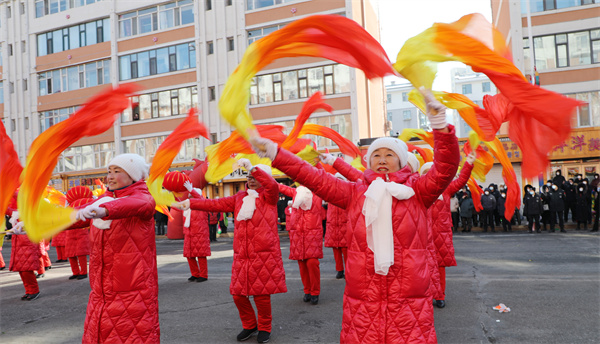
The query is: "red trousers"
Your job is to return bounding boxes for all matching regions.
[187,257,208,278]
[0,251,5,268]
[69,255,88,275]
[19,271,40,294]
[332,247,347,272]
[233,295,272,332]
[298,258,320,295]
[439,266,446,300]
[56,246,65,261]
[37,253,51,275]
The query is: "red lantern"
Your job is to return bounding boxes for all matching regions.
[163,171,191,192]
[66,185,93,204]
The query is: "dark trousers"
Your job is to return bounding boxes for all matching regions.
[461,217,472,232]
[451,212,460,231]
[564,202,575,222]
[209,224,218,241]
[550,211,564,230]
[527,215,540,232]
[501,217,512,231]
[482,209,495,232]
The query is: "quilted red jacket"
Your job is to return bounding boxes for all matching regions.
[183,189,210,258]
[324,204,348,248]
[65,219,91,258]
[272,126,459,344]
[82,181,159,344]
[51,231,67,247]
[429,162,474,268]
[189,167,286,296]
[9,233,41,272]
[279,185,323,260]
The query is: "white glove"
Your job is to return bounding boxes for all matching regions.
[237,158,253,171]
[420,87,447,130]
[466,152,476,164]
[250,137,278,161]
[183,180,193,193]
[171,199,190,211]
[319,153,336,165]
[80,205,108,219]
[12,222,25,235]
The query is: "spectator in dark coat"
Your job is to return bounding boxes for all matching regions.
[480,189,496,232]
[552,170,566,189]
[489,184,502,226]
[591,185,599,232]
[459,192,475,232]
[575,185,591,230]
[591,173,600,190]
[564,179,576,223]
[523,187,542,233]
[154,210,168,235]
[497,192,511,231]
[549,184,566,232]
[540,185,552,231]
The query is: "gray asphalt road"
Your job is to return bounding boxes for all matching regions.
[1,230,598,343]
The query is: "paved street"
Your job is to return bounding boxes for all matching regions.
[1,229,599,343]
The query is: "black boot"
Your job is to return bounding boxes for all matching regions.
[310,295,319,305]
[236,327,257,341]
[335,271,344,279]
[303,293,311,302]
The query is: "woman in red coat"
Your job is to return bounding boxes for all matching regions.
[8,211,41,301]
[421,155,475,309]
[65,186,93,280]
[252,92,459,343]
[279,183,323,305]
[172,159,286,344]
[51,231,67,263]
[76,153,159,344]
[324,174,349,280]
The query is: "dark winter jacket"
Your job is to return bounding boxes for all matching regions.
[480,193,496,211]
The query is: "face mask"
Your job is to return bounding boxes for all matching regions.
[501,194,506,198]
[583,181,587,185]
[484,191,489,195]
[579,188,584,192]
[552,186,557,190]
[556,172,561,175]
[490,187,494,191]
[530,191,534,195]
[577,176,581,180]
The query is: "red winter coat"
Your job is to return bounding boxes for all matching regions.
[279,185,323,260]
[324,204,348,248]
[429,162,474,268]
[51,231,67,247]
[285,206,294,228]
[272,127,459,344]
[189,167,286,296]
[83,181,159,344]
[9,233,41,272]
[183,189,211,258]
[65,226,91,258]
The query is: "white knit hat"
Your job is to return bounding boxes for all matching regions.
[365,137,408,170]
[254,164,272,176]
[406,153,420,174]
[108,153,150,182]
[420,162,433,175]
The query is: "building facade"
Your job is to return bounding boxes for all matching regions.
[492,0,600,186]
[0,0,385,197]
[385,81,428,136]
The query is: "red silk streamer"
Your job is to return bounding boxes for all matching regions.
[297,124,361,158]
[467,177,484,212]
[0,121,23,232]
[462,141,494,182]
[19,84,139,242]
[281,92,333,150]
[483,139,521,219]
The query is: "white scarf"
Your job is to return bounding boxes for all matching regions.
[237,189,259,221]
[292,186,313,211]
[91,197,115,230]
[362,177,415,275]
[183,208,192,228]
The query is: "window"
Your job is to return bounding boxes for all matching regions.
[37,18,110,56]
[528,29,600,71]
[462,84,472,94]
[9,82,14,94]
[534,35,556,69]
[7,6,11,18]
[11,119,16,132]
[118,1,194,38]
[0,82,3,104]
[227,37,234,51]
[40,106,77,131]
[246,0,297,10]
[206,0,212,10]
[402,92,408,101]
[403,109,412,120]
[55,142,115,172]
[206,41,214,54]
[387,111,393,121]
[119,42,196,81]
[20,3,25,15]
[226,0,232,5]
[22,40,26,53]
[38,60,111,95]
[121,86,197,122]
[249,64,351,105]
[566,91,600,128]
[23,79,28,91]
[35,0,101,18]
[208,87,216,101]
[265,114,352,148]
[482,81,491,92]
[8,44,13,56]
[386,94,392,103]
[210,133,217,143]
[247,24,283,45]
[24,117,29,130]
[520,0,597,13]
